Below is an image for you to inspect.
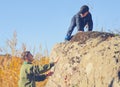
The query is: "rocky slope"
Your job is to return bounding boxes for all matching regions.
[45,31,120,87]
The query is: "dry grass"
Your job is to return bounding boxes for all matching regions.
[0,55,50,87]
[0,31,51,87]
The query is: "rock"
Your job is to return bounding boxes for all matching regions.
[45,31,120,87]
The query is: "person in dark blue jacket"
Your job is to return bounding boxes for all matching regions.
[65,5,93,41]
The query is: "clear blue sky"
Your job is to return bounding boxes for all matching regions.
[0,0,120,54]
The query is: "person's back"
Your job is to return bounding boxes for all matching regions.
[19,62,36,87]
[65,5,93,41]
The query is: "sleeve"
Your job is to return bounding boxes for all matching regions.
[76,14,81,30]
[66,15,76,38]
[88,13,93,31]
[33,62,54,74]
[35,74,47,81]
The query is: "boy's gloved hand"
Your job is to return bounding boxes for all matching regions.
[65,35,71,41]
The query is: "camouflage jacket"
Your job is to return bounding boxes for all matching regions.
[18,62,54,87]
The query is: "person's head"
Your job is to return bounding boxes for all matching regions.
[79,5,89,18]
[21,51,34,62]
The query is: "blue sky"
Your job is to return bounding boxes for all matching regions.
[0,0,120,54]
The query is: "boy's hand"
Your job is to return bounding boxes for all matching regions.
[65,35,71,41]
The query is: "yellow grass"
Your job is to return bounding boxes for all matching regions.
[0,56,50,87]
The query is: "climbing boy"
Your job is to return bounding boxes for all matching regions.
[65,5,93,41]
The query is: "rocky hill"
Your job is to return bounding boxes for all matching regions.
[45,31,120,87]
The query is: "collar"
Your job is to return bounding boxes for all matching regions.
[23,61,32,64]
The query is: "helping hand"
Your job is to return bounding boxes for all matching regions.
[46,71,54,76]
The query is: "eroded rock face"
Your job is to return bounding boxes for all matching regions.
[45,32,120,87]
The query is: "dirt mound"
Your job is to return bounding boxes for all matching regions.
[70,31,115,43]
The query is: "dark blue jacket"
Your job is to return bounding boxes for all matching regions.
[75,12,93,31]
[65,12,93,40]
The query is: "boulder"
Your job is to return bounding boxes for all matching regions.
[46,31,120,87]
